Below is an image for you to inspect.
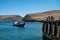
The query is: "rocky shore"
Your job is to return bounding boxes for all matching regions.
[23,10,60,22]
[0,15,23,22]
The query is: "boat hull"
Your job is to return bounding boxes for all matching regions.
[13,23,25,27]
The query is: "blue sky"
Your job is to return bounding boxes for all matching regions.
[0,0,60,17]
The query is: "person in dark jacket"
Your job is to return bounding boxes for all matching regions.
[46,16,50,21]
[51,16,54,21]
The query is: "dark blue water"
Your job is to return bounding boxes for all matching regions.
[0,22,43,40]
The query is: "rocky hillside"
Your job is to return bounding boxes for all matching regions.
[23,10,60,22]
[0,15,23,22]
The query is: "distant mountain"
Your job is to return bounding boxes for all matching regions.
[0,15,23,22]
[23,10,60,22]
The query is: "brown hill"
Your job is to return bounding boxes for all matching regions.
[0,15,23,22]
[23,10,60,22]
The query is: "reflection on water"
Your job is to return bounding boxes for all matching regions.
[0,22,43,40]
[42,35,52,40]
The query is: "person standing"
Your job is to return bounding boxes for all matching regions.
[51,16,54,21]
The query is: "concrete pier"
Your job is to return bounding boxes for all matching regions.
[42,20,60,40]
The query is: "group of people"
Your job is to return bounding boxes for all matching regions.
[46,16,54,21]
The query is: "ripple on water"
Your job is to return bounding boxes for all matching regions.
[0,22,43,40]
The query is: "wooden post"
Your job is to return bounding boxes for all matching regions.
[54,23,56,36]
[51,22,55,35]
[56,22,59,38]
[43,22,47,33]
[47,22,50,34]
[59,26,60,38]
[54,22,59,37]
[49,22,54,35]
[42,23,45,32]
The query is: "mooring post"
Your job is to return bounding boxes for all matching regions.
[51,22,55,35]
[56,22,59,38]
[49,22,53,35]
[54,22,57,37]
[43,22,47,33]
[54,22,59,38]
[47,22,50,34]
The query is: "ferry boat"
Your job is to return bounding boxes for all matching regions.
[13,21,25,27]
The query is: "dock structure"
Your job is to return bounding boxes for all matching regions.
[41,20,60,40]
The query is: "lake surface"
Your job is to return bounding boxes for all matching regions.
[0,22,43,40]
